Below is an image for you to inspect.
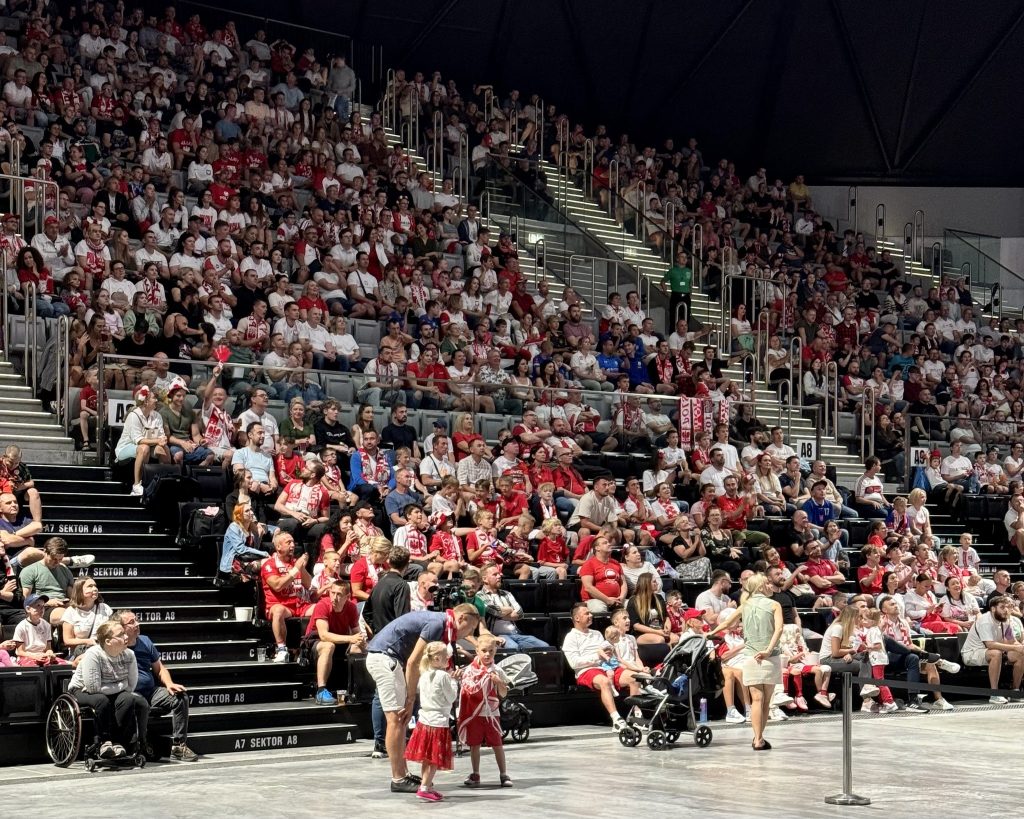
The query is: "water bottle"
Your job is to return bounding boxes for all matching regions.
[698,697,708,724]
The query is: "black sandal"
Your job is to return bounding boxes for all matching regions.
[752,740,772,751]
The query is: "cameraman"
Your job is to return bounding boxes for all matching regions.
[478,562,550,650]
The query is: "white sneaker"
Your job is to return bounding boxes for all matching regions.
[989,695,1009,705]
[771,690,794,707]
[612,717,627,732]
[67,554,95,569]
[725,708,745,724]
[933,698,954,711]
[130,483,143,496]
[936,659,961,674]
[879,702,899,714]
[768,707,788,722]
[860,700,879,713]
[272,648,289,664]
[860,684,879,698]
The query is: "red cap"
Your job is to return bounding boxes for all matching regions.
[44,215,58,225]
[683,608,705,620]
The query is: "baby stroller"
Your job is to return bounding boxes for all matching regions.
[618,634,724,751]
[498,653,537,743]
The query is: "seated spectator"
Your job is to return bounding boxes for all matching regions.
[114,385,171,496]
[13,593,68,667]
[792,540,845,604]
[561,602,640,731]
[717,475,769,551]
[904,573,960,634]
[960,595,1024,703]
[60,576,113,660]
[220,502,274,577]
[477,563,549,650]
[161,383,215,466]
[272,463,331,553]
[854,456,891,518]
[349,429,394,506]
[67,620,149,759]
[231,422,278,502]
[303,578,366,706]
[260,531,314,663]
[578,536,627,614]
[353,538,396,605]
[625,573,678,646]
[0,446,44,525]
[620,544,662,595]
[695,570,737,624]
[115,610,198,762]
[19,538,74,626]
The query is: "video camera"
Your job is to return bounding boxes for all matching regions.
[429,575,469,612]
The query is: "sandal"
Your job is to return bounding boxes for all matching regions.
[752,740,772,751]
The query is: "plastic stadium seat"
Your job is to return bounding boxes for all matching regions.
[416,410,447,437]
[478,414,506,443]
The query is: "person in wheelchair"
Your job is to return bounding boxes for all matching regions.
[67,619,149,760]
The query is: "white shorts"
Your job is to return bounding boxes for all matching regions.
[962,648,989,668]
[365,652,406,712]
[115,443,139,462]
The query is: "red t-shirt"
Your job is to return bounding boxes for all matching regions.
[536,536,568,565]
[494,490,528,522]
[857,565,884,595]
[579,557,623,601]
[303,596,358,638]
[349,556,380,593]
[716,493,750,531]
[260,555,304,611]
[803,557,841,595]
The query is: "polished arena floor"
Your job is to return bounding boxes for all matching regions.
[4,704,1021,817]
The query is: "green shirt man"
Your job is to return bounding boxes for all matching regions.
[663,263,693,295]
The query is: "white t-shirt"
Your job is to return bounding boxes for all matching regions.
[60,603,113,639]
[14,618,51,652]
[695,588,731,615]
[962,611,1014,657]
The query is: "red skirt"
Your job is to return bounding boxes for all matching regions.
[921,613,961,635]
[405,723,453,770]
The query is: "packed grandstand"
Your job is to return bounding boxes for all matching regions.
[1,0,1024,774]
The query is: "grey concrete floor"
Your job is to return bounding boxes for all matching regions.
[3,704,1022,817]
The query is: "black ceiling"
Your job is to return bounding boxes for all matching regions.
[217,0,1024,186]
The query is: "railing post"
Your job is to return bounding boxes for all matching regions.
[913,209,925,264]
[930,241,942,277]
[790,335,804,407]
[827,361,839,437]
[823,671,870,806]
[583,138,594,198]
[874,203,885,242]
[96,353,106,463]
[0,249,6,358]
[56,315,70,433]
[903,222,913,273]
[22,281,35,389]
[848,185,858,233]
[459,132,469,203]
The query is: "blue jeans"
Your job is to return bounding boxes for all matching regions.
[371,690,384,744]
[333,95,351,121]
[498,632,549,650]
[34,298,70,318]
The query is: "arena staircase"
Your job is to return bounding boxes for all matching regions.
[0,359,76,464]
[32,463,358,761]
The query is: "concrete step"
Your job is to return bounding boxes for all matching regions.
[181,722,357,756]
[184,681,309,709]
[84,562,201,579]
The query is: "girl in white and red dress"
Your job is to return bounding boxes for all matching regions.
[405,641,458,803]
[458,634,512,788]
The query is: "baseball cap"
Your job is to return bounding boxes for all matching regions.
[683,608,705,620]
[44,215,58,225]
[25,593,48,607]
[432,419,448,431]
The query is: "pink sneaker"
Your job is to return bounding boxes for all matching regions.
[417,787,444,802]
[794,696,808,711]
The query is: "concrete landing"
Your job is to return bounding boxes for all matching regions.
[4,705,1022,816]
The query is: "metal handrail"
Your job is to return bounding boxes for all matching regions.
[860,384,877,461]
[665,202,676,260]
[734,350,756,396]
[483,88,493,122]
[583,138,594,198]
[608,159,619,211]
[902,222,913,272]
[21,280,36,389]
[567,253,641,316]
[874,203,885,242]
[848,186,858,233]
[383,68,396,131]
[674,300,689,328]
[755,311,772,387]
[777,381,793,442]
[913,209,925,264]
[533,238,546,289]
[0,249,6,359]
[55,315,71,434]
[825,360,839,437]
[930,241,942,277]
[458,132,469,203]
[789,335,804,406]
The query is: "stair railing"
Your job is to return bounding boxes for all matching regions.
[913,209,925,264]
[789,334,804,407]
[848,186,858,233]
[902,222,913,273]
[55,314,71,434]
[430,109,443,176]
[0,249,6,358]
[860,385,877,460]
[930,241,943,277]
[735,350,757,397]
[22,280,37,390]
[583,138,594,198]
[508,105,518,145]
[826,360,839,437]
[608,159,619,217]
[483,88,494,121]
[457,132,469,203]
[875,204,885,242]
[665,201,676,261]
[382,68,396,131]
[755,310,772,386]
[533,238,546,289]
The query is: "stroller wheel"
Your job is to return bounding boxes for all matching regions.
[666,731,680,744]
[510,724,530,743]
[618,726,642,748]
[694,725,713,748]
[502,729,510,739]
[647,730,667,751]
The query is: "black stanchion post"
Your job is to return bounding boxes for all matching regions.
[824,671,870,807]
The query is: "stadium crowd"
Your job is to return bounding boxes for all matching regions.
[0,0,1020,779]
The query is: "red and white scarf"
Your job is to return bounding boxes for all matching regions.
[678,396,730,449]
[402,525,428,558]
[204,403,234,448]
[358,448,390,486]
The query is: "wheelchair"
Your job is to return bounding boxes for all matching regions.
[45,693,147,772]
